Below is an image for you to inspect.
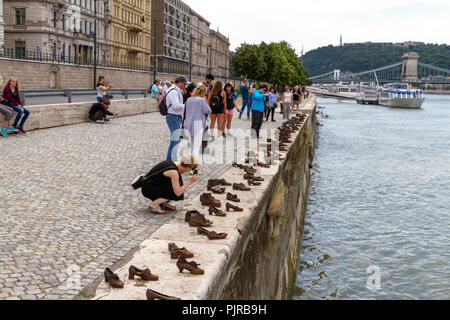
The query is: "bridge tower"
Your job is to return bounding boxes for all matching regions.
[402,52,419,82]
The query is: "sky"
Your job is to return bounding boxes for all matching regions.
[184,0,450,55]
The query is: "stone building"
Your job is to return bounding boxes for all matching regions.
[109,0,151,67]
[0,0,4,54]
[189,8,209,77]
[3,0,111,64]
[151,0,190,74]
[208,28,230,79]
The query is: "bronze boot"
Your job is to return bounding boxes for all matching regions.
[177,256,205,275]
[168,243,194,259]
[104,268,124,288]
[233,183,251,191]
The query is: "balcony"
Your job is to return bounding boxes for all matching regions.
[126,45,141,54]
[125,22,143,33]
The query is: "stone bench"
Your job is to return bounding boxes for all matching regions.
[0,98,158,131]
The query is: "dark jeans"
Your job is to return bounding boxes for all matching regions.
[7,103,30,128]
[239,99,250,118]
[251,110,264,139]
[266,106,276,121]
[166,115,183,161]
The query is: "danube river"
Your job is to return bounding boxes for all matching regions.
[294,95,450,300]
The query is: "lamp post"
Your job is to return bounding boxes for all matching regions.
[153,18,157,83]
[189,34,193,82]
[93,0,97,90]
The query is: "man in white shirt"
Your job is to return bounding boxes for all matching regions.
[165,76,187,161]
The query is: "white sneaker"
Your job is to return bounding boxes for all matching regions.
[95,120,105,124]
[217,136,224,141]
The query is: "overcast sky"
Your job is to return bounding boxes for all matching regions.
[185,0,450,55]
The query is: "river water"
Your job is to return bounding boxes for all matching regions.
[294,95,450,300]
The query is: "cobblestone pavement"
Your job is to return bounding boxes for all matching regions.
[0,104,297,300]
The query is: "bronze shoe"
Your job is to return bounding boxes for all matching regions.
[160,202,177,211]
[185,210,204,222]
[226,202,244,212]
[146,289,181,301]
[197,227,228,240]
[243,173,254,180]
[227,193,240,203]
[200,193,221,208]
[232,162,245,169]
[168,243,194,259]
[233,183,251,191]
[177,256,205,275]
[211,186,226,194]
[213,179,232,186]
[129,266,159,281]
[188,213,213,227]
[248,179,262,186]
[209,206,227,217]
[257,162,271,168]
[280,147,288,152]
[251,176,265,182]
[104,268,124,288]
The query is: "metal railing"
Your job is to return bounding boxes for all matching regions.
[0,47,243,82]
[20,89,149,105]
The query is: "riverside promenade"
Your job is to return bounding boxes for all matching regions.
[0,99,310,300]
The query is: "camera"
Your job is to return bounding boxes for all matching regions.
[192,169,199,175]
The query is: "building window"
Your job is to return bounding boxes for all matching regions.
[53,11,57,28]
[15,41,26,59]
[15,8,26,25]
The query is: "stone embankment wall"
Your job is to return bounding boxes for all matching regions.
[212,99,317,300]
[0,58,243,90]
[0,98,158,131]
[90,97,317,300]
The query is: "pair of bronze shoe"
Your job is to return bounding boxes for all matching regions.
[233,183,251,191]
[129,266,158,281]
[185,210,213,227]
[177,256,204,275]
[244,173,264,182]
[248,179,262,186]
[146,289,181,301]
[232,162,245,169]
[200,193,221,208]
[104,268,124,288]
[227,193,240,203]
[209,206,227,217]
[169,243,194,260]
[197,227,228,240]
[210,186,226,194]
[207,179,232,190]
[257,162,271,168]
[226,202,243,212]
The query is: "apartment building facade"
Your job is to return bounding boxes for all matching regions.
[151,0,190,74]
[3,0,111,63]
[109,0,151,67]
[189,8,209,76]
[209,28,230,78]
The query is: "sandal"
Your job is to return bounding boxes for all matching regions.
[148,206,167,215]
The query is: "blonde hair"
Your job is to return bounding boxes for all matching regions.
[4,77,19,91]
[192,85,207,97]
[180,155,199,169]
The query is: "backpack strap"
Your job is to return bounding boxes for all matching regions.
[165,87,177,111]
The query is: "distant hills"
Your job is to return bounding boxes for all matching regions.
[302,42,450,77]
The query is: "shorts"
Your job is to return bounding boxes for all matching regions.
[211,107,224,115]
[225,109,234,115]
[293,100,301,106]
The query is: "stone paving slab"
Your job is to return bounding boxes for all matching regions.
[0,101,306,300]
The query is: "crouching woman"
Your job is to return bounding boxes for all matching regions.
[88,96,118,123]
[139,155,199,214]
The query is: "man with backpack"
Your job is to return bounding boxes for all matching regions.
[164,76,187,161]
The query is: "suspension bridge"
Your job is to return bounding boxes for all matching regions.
[309,52,450,85]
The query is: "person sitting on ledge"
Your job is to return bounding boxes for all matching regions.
[140,155,200,215]
[88,96,118,124]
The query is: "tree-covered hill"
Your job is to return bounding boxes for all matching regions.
[302,43,450,77]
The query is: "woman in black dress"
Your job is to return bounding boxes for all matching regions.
[141,155,199,214]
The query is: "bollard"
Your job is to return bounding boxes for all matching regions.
[124,90,128,100]
[144,90,148,98]
[22,93,27,106]
[67,90,72,103]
